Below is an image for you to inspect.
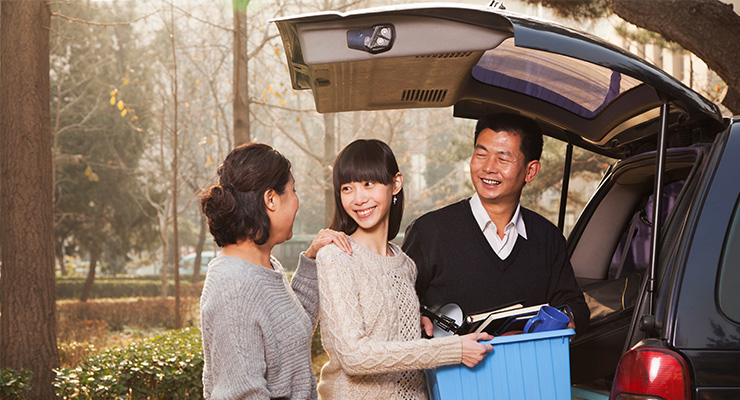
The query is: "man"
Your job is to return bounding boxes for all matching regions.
[403,113,589,336]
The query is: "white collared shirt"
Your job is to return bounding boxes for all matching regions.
[469,193,527,260]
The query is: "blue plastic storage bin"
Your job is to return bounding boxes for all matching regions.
[426,328,575,400]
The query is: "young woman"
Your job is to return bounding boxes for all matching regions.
[315,139,493,400]
[199,143,351,400]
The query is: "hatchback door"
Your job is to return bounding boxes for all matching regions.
[273,3,723,159]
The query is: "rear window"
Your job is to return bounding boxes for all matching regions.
[472,38,641,119]
[718,195,740,323]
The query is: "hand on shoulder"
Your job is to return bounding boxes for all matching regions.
[305,228,352,259]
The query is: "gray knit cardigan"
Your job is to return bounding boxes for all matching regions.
[200,253,319,400]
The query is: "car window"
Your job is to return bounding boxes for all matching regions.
[608,180,685,279]
[718,195,740,324]
[472,38,641,118]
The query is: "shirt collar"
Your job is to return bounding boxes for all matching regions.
[469,193,528,240]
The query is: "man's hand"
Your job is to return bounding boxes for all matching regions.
[421,315,434,337]
[566,311,576,331]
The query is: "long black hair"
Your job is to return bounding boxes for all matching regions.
[329,139,404,241]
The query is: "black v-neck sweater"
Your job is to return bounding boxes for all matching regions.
[402,199,589,334]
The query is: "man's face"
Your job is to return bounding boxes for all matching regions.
[469,128,539,207]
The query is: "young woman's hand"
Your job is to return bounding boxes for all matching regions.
[305,229,352,259]
[459,332,493,367]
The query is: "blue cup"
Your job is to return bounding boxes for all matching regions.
[523,305,570,333]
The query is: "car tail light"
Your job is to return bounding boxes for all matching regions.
[611,346,690,400]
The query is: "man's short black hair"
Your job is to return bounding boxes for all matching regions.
[474,113,543,162]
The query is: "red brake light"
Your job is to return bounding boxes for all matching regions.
[611,346,690,400]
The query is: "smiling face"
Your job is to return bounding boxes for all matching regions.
[470,128,540,209]
[340,174,401,236]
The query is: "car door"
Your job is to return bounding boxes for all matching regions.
[272,3,724,159]
[663,121,740,399]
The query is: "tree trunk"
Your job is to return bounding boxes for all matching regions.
[192,214,207,283]
[80,249,98,302]
[233,0,250,146]
[609,0,740,114]
[55,241,68,276]
[323,113,337,226]
[0,1,60,398]
[168,2,182,330]
[160,237,169,297]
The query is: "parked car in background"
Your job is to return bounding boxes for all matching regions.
[273,3,740,399]
[179,251,216,275]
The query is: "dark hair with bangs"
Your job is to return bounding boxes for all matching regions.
[474,113,543,162]
[200,143,292,247]
[329,139,404,240]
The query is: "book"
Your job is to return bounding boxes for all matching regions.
[459,303,548,336]
[422,301,567,337]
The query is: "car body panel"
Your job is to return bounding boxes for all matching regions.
[660,122,740,397]
[273,3,723,158]
[671,122,740,350]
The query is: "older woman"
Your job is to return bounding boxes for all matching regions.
[199,143,350,400]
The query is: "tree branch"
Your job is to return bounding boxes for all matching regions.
[609,0,740,113]
[51,10,158,26]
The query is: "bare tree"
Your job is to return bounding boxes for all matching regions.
[0,1,59,398]
[233,0,250,146]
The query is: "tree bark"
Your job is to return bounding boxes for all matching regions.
[192,214,207,283]
[168,2,182,330]
[0,1,60,398]
[323,113,336,227]
[79,248,98,302]
[609,0,740,114]
[233,0,250,146]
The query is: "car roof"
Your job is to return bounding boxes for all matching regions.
[273,3,725,158]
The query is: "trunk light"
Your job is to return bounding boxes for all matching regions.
[611,346,690,400]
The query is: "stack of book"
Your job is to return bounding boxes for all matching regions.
[424,301,551,336]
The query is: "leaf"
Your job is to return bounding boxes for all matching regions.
[117,100,124,110]
[121,109,128,117]
[110,96,116,105]
[84,166,99,182]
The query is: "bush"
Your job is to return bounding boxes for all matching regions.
[54,327,203,399]
[0,368,33,399]
[56,278,203,300]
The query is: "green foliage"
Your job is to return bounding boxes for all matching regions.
[54,328,203,399]
[0,368,33,399]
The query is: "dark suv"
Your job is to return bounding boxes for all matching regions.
[273,4,740,399]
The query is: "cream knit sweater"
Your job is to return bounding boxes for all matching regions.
[316,241,462,400]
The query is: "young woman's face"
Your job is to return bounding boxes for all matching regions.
[340,173,402,235]
[270,175,299,244]
[340,180,394,234]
